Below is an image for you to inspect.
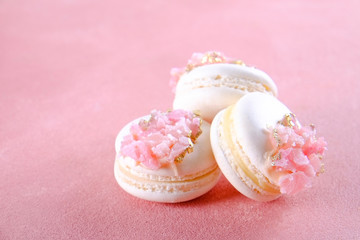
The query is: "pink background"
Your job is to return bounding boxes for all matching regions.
[1,0,359,239]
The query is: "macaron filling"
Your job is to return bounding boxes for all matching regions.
[120,109,202,171]
[266,113,327,195]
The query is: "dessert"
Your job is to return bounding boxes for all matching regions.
[170,51,278,122]
[210,93,327,201]
[114,109,221,203]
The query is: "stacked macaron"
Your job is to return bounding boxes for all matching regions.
[114,51,327,203]
[170,52,277,122]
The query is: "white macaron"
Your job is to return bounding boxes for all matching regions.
[114,109,221,203]
[210,93,327,201]
[171,52,278,122]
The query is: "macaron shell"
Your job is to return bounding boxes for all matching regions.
[173,87,246,123]
[232,93,291,179]
[173,64,278,122]
[176,63,278,96]
[114,116,221,203]
[210,109,280,202]
[114,160,221,203]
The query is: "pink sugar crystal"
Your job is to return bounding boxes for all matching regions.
[120,110,202,170]
[268,114,327,195]
[169,51,235,93]
[278,172,311,195]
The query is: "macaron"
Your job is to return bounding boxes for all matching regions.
[170,51,278,122]
[114,109,221,203]
[210,92,327,201]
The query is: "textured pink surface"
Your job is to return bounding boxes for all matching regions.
[1,0,359,239]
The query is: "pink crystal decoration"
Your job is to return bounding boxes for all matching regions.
[267,113,327,195]
[169,51,241,92]
[120,110,202,170]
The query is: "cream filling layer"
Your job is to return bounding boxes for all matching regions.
[116,159,220,193]
[220,105,280,194]
[177,76,273,94]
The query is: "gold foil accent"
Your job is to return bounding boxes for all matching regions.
[173,115,202,163]
[283,113,296,128]
[317,163,325,176]
[263,84,271,92]
[271,152,281,163]
[186,64,194,72]
[273,128,281,147]
[201,52,224,64]
[175,144,193,163]
[215,74,222,80]
[193,109,201,116]
[269,113,296,163]
[184,52,246,73]
[233,60,245,66]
